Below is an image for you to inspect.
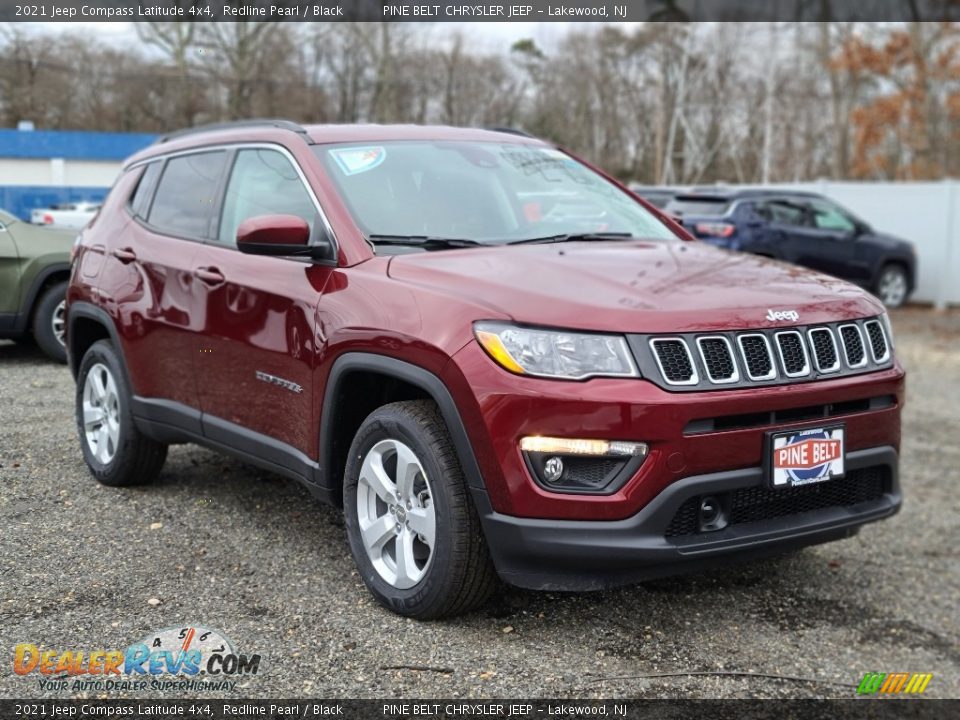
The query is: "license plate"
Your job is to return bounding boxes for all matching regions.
[766,425,845,489]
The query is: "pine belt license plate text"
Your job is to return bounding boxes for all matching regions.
[767,425,845,489]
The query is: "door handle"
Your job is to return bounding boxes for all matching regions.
[194,266,226,286]
[112,247,137,263]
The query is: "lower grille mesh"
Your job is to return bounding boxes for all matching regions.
[665,466,889,538]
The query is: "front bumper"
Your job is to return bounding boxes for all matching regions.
[476,446,900,591]
[445,340,904,520]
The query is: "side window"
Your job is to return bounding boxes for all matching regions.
[148,151,228,238]
[217,148,318,247]
[761,200,808,227]
[129,162,162,219]
[808,200,856,232]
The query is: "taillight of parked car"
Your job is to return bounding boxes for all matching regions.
[695,222,735,238]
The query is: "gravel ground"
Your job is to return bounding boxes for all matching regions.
[0,307,957,700]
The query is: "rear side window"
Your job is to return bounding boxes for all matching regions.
[149,151,228,238]
[665,197,731,217]
[129,162,162,218]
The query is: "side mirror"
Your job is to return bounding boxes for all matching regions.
[236,214,331,259]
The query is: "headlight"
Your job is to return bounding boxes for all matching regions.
[473,321,639,380]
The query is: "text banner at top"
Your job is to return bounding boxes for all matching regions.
[3,0,960,23]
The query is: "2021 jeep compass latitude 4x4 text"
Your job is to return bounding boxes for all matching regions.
[67,122,903,618]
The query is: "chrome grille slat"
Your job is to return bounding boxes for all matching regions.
[807,327,840,373]
[737,333,777,381]
[864,320,890,363]
[839,324,867,368]
[650,338,699,386]
[775,330,811,377]
[696,336,739,384]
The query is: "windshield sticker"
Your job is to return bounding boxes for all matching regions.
[330,146,386,176]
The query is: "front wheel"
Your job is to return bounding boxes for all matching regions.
[343,400,497,619]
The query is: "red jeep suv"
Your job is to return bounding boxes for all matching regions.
[67,121,903,618]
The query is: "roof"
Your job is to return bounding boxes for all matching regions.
[126,122,545,167]
[674,188,825,200]
[0,128,157,161]
[304,124,544,145]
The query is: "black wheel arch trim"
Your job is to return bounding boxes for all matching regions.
[15,262,70,334]
[66,301,126,381]
[319,352,489,502]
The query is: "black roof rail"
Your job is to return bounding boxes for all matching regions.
[485,126,536,138]
[156,119,311,145]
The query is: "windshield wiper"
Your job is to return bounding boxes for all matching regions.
[506,232,636,246]
[367,234,484,251]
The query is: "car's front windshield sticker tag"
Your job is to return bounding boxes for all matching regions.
[330,146,386,175]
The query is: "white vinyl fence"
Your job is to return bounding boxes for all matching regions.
[728,180,960,308]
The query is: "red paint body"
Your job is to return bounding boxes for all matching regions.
[68,124,903,522]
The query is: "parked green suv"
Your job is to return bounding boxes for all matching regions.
[0,208,75,362]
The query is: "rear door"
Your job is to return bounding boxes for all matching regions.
[107,152,228,414]
[191,145,335,460]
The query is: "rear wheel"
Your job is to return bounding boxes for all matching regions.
[31,281,68,363]
[343,400,497,619]
[76,340,167,486]
[874,264,909,308]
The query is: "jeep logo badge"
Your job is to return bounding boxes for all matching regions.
[766,309,800,322]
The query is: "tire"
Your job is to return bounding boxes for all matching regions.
[31,281,68,363]
[874,264,909,308]
[343,400,497,619]
[76,340,167,486]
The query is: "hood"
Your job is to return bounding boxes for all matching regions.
[387,240,885,334]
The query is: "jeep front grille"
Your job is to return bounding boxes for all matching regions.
[631,316,893,392]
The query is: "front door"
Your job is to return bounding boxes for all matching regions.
[192,146,334,461]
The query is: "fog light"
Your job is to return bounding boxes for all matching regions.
[520,436,649,494]
[543,456,564,482]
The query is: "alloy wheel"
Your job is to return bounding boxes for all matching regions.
[52,300,66,347]
[356,438,436,589]
[878,269,907,307]
[82,363,121,464]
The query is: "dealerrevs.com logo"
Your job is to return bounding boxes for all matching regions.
[14,626,261,693]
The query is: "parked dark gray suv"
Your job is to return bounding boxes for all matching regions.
[667,190,917,307]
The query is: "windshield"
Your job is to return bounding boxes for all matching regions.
[315,141,677,244]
